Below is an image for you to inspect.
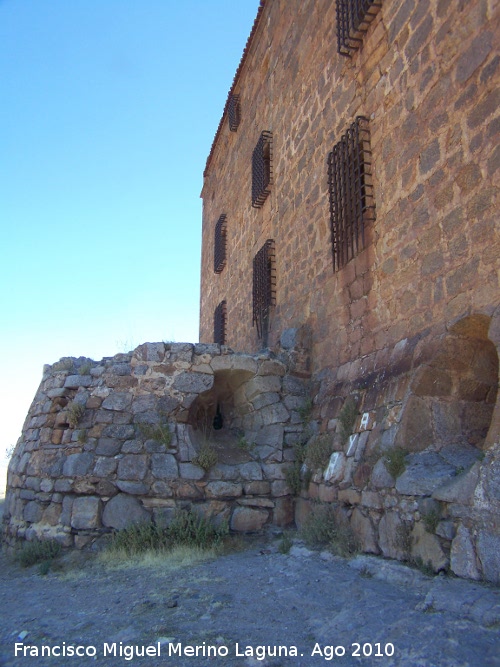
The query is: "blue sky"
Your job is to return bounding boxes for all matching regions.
[0,0,260,479]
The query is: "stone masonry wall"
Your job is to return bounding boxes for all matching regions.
[296,311,500,583]
[200,0,499,373]
[199,0,500,583]
[3,338,311,550]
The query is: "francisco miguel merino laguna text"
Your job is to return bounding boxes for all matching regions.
[15,641,302,661]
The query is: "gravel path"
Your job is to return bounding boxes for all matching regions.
[1,537,499,667]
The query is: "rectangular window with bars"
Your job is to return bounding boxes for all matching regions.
[336,0,382,57]
[228,94,241,132]
[214,300,227,345]
[214,214,227,273]
[252,131,273,208]
[328,116,376,272]
[252,239,276,343]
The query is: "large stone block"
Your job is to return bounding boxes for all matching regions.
[63,452,94,477]
[450,524,481,580]
[351,508,379,554]
[23,501,43,524]
[378,512,407,560]
[395,395,434,452]
[396,452,456,496]
[102,392,133,411]
[206,481,243,498]
[71,496,101,530]
[411,522,449,572]
[151,454,178,479]
[117,455,148,481]
[230,506,268,532]
[95,438,122,457]
[102,493,150,530]
[173,372,214,394]
[476,530,500,584]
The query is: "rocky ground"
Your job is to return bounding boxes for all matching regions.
[0,533,499,667]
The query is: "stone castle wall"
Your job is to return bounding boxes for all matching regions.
[4,0,500,585]
[198,0,500,582]
[3,339,311,550]
[200,0,499,371]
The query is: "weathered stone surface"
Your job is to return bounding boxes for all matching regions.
[351,508,379,554]
[93,457,118,476]
[450,524,481,580]
[116,480,148,495]
[70,496,101,530]
[95,438,122,456]
[396,452,456,496]
[433,462,480,504]
[243,481,271,495]
[371,458,396,488]
[411,522,449,572]
[394,395,434,452]
[206,481,242,498]
[361,491,382,509]
[151,454,178,479]
[230,506,268,531]
[378,512,406,560]
[476,531,500,584]
[133,342,166,362]
[102,424,135,439]
[117,455,147,481]
[269,479,288,497]
[102,392,133,411]
[63,453,94,477]
[23,501,43,523]
[254,425,284,447]
[172,372,214,394]
[102,494,149,529]
[324,452,346,483]
[179,463,205,480]
[64,375,93,389]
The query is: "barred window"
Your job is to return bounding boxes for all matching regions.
[327,116,376,271]
[252,131,273,208]
[252,239,276,343]
[214,214,227,274]
[214,300,227,345]
[228,94,241,132]
[336,0,382,57]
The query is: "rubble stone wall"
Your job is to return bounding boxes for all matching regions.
[3,338,311,550]
[297,311,500,583]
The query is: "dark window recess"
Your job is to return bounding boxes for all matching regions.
[336,0,382,57]
[228,94,241,132]
[214,214,227,273]
[214,300,227,345]
[328,116,376,271]
[252,131,273,208]
[252,239,276,342]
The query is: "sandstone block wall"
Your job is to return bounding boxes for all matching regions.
[200,0,499,372]
[3,339,311,549]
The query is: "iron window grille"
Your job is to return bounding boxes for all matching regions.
[214,214,227,274]
[328,116,376,272]
[214,300,227,345]
[336,0,382,57]
[252,131,273,208]
[252,239,276,342]
[228,94,241,132]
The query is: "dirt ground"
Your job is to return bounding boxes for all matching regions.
[1,532,499,667]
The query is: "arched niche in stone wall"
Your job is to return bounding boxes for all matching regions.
[396,314,498,461]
